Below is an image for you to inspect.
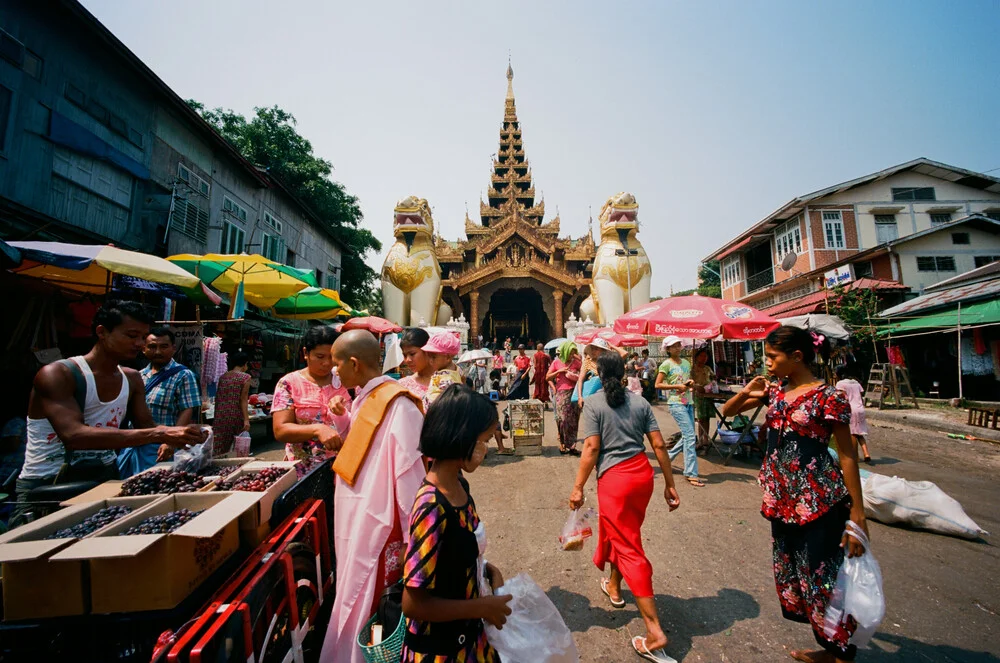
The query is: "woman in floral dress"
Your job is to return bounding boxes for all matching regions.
[723,326,868,663]
[547,341,582,455]
[212,350,251,456]
[271,326,352,462]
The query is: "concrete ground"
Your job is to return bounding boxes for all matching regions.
[256,402,1000,663]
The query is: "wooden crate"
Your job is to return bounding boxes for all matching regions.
[513,434,543,456]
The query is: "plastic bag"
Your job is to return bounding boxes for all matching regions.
[863,472,987,540]
[233,431,252,458]
[823,521,885,647]
[558,508,595,551]
[172,427,214,473]
[485,573,579,663]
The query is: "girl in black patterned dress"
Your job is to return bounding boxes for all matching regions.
[723,326,868,663]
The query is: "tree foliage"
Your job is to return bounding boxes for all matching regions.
[827,285,881,377]
[697,260,722,298]
[188,101,380,305]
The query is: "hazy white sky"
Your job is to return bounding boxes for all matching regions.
[83,0,1000,295]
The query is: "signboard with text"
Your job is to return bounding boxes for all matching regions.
[824,265,854,289]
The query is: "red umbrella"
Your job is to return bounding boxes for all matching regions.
[341,316,403,334]
[613,295,780,340]
[574,327,648,348]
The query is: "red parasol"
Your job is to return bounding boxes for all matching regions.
[341,316,403,334]
[612,295,780,340]
[573,327,648,348]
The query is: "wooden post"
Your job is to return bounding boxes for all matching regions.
[957,302,964,401]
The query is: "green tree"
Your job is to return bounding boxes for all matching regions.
[697,260,721,298]
[188,102,380,305]
[827,285,881,377]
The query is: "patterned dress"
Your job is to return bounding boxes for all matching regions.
[760,383,858,660]
[401,479,499,663]
[213,370,251,456]
[398,375,430,401]
[270,370,351,462]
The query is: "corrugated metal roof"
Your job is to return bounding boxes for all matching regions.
[879,277,1000,317]
[762,278,907,317]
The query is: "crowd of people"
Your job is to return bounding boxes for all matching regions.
[7,301,874,663]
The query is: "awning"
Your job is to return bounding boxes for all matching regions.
[48,112,150,180]
[761,278,908,318]
[878,299,1000,336]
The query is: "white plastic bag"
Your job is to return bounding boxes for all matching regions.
[485,574,579,663]
[863,472,987,540]
[172,427,214,473]
[558,508,595,551]
[823,521,885,647]
[233,431,252,457]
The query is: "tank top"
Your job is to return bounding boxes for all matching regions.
[22,356,129,480]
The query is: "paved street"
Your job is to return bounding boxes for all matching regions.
[257,403,1000,662]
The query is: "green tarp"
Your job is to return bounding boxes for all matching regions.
[878,298,1000,336]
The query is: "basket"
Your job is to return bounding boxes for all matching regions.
[717,429,743,445]
[358,612,405,663]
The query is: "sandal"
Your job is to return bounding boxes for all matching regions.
[631,636,677,662]
[496,448,515,456]
[568,448,581,456]
[685,477,706,487]
[600,577,626,608]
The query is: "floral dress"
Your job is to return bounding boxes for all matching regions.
[401,479,499,663]
[760,383,858,660]
[398,374,430,401]
[270,370,352,462]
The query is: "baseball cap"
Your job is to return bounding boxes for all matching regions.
[422,332,460,356]
[661,335,683,349]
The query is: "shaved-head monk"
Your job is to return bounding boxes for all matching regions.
[322,329,426,663]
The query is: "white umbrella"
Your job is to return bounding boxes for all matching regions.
[544,337,569,350]
[458,349,493,364]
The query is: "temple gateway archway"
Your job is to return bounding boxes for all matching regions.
[481,283,551,345]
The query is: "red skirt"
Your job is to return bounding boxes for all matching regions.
[593,452,655,598]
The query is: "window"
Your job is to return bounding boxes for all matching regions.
[262,233,285,262]
[220,221,245,254]
[171,198,209,243]
[0,29,23,68]
[823,211,845,249]
[177,163,209,197]
[775,218,802,260]
[975,256,1000,268]
[22,50,41,79]
[874,214,898,244]
[854,261,874,278]
[64,83,86,107]
[222,196,248,222]
[0,84,11,152]
[108,113,127,137]
[85,98,109,124]
[128,127,143,148]
[930,213,952,225]
[952,232,970,245]
[722,255,742,288]
[263,210,282,233]
[892,187,936,201]
[326,263,340,291]
[916,256,956,272]
[286,248,296,267]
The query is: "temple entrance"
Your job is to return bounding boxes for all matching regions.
[483,287,550,346]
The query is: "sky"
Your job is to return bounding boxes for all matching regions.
[82,0,1000,296]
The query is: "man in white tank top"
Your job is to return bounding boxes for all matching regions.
[15,301,206,524]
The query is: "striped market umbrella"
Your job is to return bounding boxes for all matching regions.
[271,287,349,319]
[168,253,316,314]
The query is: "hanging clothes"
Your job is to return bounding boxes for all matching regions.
[961,337,993,376]
[887,346,906,367]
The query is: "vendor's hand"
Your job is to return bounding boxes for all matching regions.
[842,514,869,558]
[314,425,342,451]
[243,420,251,433]
[664,485,680,511]
[158,424,207,447]
[568,487,585,511]
[481,595,513,629]
[485,562,505,593]
[741,376,770,399]
[156,444,174,462]
[328,395,347,417]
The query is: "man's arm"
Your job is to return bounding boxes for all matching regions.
[36,364,203,451]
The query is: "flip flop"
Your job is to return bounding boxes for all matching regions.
[685,477,706,487]
[496,448,515,456]
[600,577,626,608]
[631,636,677,663]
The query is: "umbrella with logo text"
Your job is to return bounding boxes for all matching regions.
[613,295,780,340]
[573,327,648,348]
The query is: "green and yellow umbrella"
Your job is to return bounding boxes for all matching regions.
[271,287,349,319]
[168,253,316,314]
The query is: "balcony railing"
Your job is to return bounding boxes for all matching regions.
[746,268,775,293]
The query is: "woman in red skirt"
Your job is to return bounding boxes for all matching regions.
[568,353,681,662]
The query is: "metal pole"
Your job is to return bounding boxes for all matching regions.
[957,302,963,401]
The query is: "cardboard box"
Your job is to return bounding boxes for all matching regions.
[213,462,298,531]
[0,496,162,620]
[61,480,124,506]
[51,492,260,614]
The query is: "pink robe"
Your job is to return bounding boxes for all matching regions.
[321,376,426,663]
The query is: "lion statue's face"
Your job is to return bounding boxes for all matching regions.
[393,195,434,238]
[599,191,638,233]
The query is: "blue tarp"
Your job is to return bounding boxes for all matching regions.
[48,111,150,180]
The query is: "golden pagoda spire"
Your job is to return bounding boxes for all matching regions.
[506,56,514,101]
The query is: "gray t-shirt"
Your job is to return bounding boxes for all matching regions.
[580,389,659,478]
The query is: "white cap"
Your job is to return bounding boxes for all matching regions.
[661,335,683,349]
